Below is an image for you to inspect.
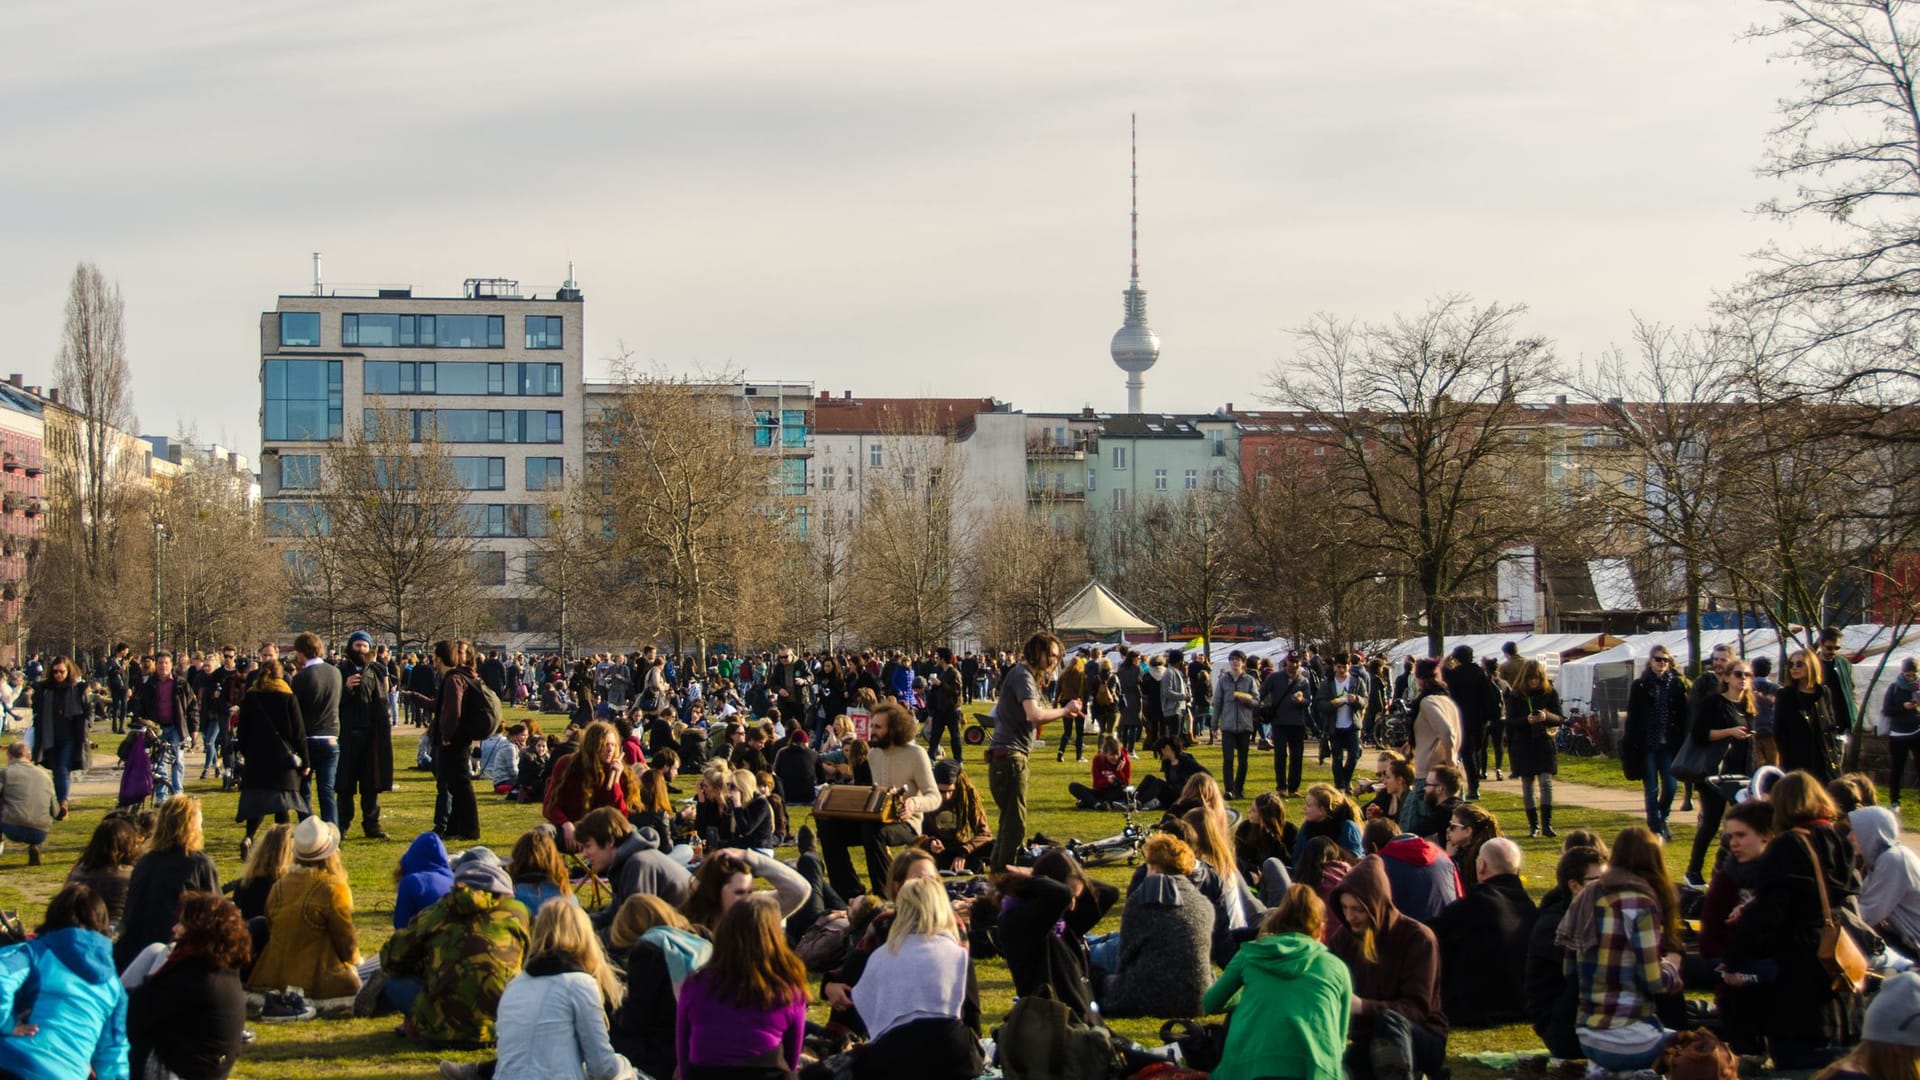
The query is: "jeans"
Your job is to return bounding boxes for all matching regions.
[1687,781,1729,881]
[1087,931,1119,975]
[201,716,226,776]
[434,740,479,838]
[1345,1007,1448,1079]
[0,823,47,846]
[1643,745,1676,837]
[158,728,186,802]
[1893,735,1920,804]
[46,737,81,805]
[1055,714,1085,760]
[987,751,1029,872]
[1329,726,1362,792]
[1219,730,1251,796]
[303,737,340,826]
[1463,718,1489,795]
[1273,725,1306,794]
[1068,782,1125,808]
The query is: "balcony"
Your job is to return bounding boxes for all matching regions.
[1027,433,1092,459]
[23,498,44,518]
[1027,487,1087,503]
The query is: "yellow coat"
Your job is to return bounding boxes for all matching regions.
[247,866,362,1000]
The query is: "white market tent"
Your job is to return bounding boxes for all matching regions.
[1384,632,1618,664]
[1557,628,1784,717]
[1052,582,1157,636]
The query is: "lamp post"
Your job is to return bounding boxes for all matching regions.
[151,517,167,654]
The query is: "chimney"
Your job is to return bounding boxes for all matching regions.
[6,374,19,388]
[1225,402,1234,415]
[47,388,60,405]
[1554,394,1568,407]
[842,390,852,400]
[819,390,830,403]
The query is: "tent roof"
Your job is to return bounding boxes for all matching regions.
[1385,632,1617,662]
[1053,582,1157,634]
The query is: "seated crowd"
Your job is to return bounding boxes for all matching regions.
[13,645,1920,1080]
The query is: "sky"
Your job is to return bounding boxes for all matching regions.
[0,1,1806,458]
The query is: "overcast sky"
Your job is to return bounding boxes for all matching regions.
[0,1,1802,457]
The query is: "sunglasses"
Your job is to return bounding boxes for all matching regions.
[1650,656,1670,664]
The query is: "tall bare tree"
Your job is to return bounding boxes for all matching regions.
[53,262,137,581]
[1115,488,1246,656]
[967,495,1091,648]
[1267,297,1557,656]
[156,455,282,652]
[846,404,975,652]
[519,490,605,658]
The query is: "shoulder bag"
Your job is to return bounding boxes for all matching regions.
[1669,733,1728,783]
[1796,828,1869,994]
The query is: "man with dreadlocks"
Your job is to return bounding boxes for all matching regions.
[917,759,992,874]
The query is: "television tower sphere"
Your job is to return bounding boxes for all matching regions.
[1110,114,1159,414]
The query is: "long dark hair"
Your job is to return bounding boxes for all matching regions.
[695,895,808,1010]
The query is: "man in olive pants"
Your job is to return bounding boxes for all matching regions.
[987,631,1080,872]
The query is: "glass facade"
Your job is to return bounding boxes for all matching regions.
[781,409,808,447]
[342,313,505,349]
[460,504,549,538]
[469,551,507,586]
[279,312,321,347]
[265,360,343,441]
[265,502,329,537]
[525,457,565,491]
[369,409,564,444]
[280,454,321,490]
[783,458,807,496]
[364,361,563,396]
[524,316,563,349]
[452,456,507,490]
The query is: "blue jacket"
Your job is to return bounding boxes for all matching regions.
[0,928,130,1080]
[394,832,455,930]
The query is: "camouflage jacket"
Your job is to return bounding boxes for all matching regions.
[380,885,530,1045]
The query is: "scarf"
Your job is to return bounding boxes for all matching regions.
[252,671,292,696]
[1649,672,1674,747]
[1555,867,1660,954]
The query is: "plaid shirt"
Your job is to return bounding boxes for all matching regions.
[1569,886,1667,1030]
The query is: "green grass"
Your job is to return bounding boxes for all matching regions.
[5,706,1696,1080]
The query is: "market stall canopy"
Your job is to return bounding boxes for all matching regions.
[1053,582,1157,635]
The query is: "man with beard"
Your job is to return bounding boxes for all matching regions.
[820,701,940,897]
[337,630,393,839]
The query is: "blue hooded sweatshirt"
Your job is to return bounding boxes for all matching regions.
[0,927,130,1080]
[394,832,455,930]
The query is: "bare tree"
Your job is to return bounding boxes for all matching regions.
[805,488,859,651]
[53,262,137,582]
[519,490,604,659]
[1267,297,1557,656]
[588,361,791,664]
[1115,488,1246,657]
[157,457,282,652]
[306,407,485,651]
[846,404,975,652]
[967,495,1091,648]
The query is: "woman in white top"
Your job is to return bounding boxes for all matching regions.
[822,701,941,898]
[849,877,983,1080]
[485,901,636,1080]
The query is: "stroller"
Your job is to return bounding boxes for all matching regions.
[117,720,177,808]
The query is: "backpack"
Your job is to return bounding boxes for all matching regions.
[995,985,1119,1080]
[457,676,503,742]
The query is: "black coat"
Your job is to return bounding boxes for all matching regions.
[611,938,681,1080]
[1775,685,1836,782]
[994,875,1119,1023]
[1524,886,1581,1059]
[235,683,307,794]
[131,676,201,736]
[1731,822,1860,1047]
[1433,872,1536,1027]
[1446,662,1499,733]
[116,848,221,971]
[1502,687,1560,778]
[339,658,394,791]
[31,680,92,765]
[1621,670,1691,778]
[127,952,247,1080]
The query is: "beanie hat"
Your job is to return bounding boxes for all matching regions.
[454,860,514,897]
[292,816,340,863]
[933,758,963,786]
[1866,971,1920,1047]
[452,845,502,870]
[347,630,374,649]
[1450,645,1475,663]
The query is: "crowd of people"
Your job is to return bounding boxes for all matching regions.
[1,628,1918,1080]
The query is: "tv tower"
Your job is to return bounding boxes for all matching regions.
[1109,113,1160,414]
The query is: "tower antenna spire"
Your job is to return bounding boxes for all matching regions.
[1109,112,1160,413]
[1130,112,1139,286]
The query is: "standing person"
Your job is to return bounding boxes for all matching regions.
[1117,649,1143,753]
[1816,626,1861,754]
[200,645,244,782]
[431,640,484,842]
[0,739,57,866]
[1560,826,1682,1074]
[1503,659,1561,838]
[118,794,221,972]
[985,632,1079,873]
[1751,655,1781,768]
[674,896,809,1080]
[1407,659,1460,817]
[1087,658,1120,759]
[1777,648,1839,783]
[1683,659,1757,887]
[1621,646,1689,840]
[1317,653,1370,794]
[925,649,965,763]
[1204,885,1353,1080]
[32,656,92,821]
[1884,657,1920,811]
[233,642,308,862]
[131,651,200,803]
[1264,652,1314,798]
[1214,650,1259,800]
[1052,654,1088,763]
[1190,652,1215,746]
[96,643,131,735]
[1445,645,1498,801]
[337,630,393,840]
[290,632,343,827]
[1158,648,1193,744]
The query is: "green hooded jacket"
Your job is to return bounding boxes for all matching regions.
[380,885,530,1045]
[1202,931,1352,1080]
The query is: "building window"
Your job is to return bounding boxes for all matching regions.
[372,409,563,444]
[902,467,916,491]
[1112,447,1127,470]
[526,456,565,491]
[1211,432,1226,457]
[1580,467,1597,488]
[793,506,810,539]
[279,313,321,347]
[1624,474,1640,492]
[265,502,328,537]
[452,457,506,490]
[869,443,882,468]
[1154,468,1167,491]
[753,412,775,448]
[364,361,560,397]
[524,316,563,350]
[265,360,343,441]
[843,466,853,488]
[822,467,834,491]
[1211,467,1225,489]
[280,454,321,490]
[461,504,545,538]
[343,313,503,349]
[1184,468,1197,490]
[469,551,508,586]
[1582,430,1598,448]
[782,458,807,496]
[781,409,809,448]
[1113,489,1127,512]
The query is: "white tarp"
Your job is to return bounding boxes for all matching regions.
[1052,582,1156,635]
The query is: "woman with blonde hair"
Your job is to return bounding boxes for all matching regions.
[609,894,711,1080]
[117,793,220,971]
[1777,648,1838,783]
[543,720,637,850]
[1054,654,1088,763]
[1504,658,1562,837]
[1184,805,1265,941]
[847,876,983,1079]
[248,816,361,1003]
[1291,783,1363,873]
[726,767,776,854]
[509,826,576,916]
[488,901,634,1080]
[229,821,295,921]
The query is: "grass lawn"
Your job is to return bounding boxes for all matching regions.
[1,705,1700,1080]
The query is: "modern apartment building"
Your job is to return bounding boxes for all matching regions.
[258,274,586,648]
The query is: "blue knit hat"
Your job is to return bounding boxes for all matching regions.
[347,630,374,649]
